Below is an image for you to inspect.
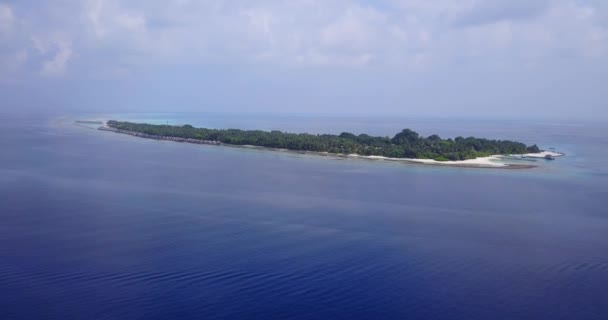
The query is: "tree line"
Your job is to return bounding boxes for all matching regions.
[107,121,541,161]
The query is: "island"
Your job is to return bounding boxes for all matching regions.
[93,120,564,169]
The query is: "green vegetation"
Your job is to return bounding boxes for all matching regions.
[107,120,541,161]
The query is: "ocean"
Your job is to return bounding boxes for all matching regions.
[1,113,607,319]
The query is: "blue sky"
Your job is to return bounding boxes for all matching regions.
[1,0,607,119]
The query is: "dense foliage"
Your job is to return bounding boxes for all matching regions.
[108,121,541,161]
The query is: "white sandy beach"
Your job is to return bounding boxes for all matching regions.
[405,155,507,167]
[521,151,564,158]
[349,154,508,167]
[349,151,564,168]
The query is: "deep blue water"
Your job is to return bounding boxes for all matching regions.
[1,113,607,319]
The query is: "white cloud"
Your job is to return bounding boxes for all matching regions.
[1,0,607,75]
[84,0,148,43]
[0,4,15,36]
[321,6,383,52]
[42,43,72,75]
[36,39,73,76]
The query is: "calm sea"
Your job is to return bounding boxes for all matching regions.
[1,113,607,319]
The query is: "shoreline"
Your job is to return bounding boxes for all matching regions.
[94,121,563,169]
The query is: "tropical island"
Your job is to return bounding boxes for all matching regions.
[96,120,562,168]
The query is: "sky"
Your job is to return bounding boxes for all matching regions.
[0,0,607,119]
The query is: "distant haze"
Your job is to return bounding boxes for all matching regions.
[0,0,607,120]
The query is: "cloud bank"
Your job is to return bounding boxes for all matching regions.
[1,0,607,118]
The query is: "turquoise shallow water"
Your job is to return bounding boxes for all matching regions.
[1,113,607,319]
